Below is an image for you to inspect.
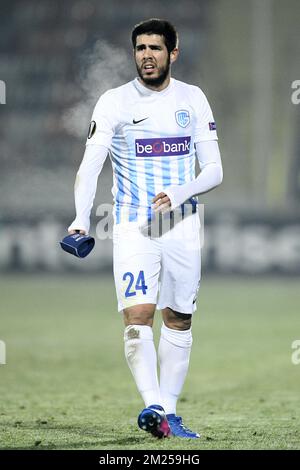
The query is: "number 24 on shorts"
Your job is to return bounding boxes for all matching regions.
[123,270,148,297]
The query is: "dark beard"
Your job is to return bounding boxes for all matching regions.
[137,56,171,88]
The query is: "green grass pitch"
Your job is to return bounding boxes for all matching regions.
[0,275,299,450]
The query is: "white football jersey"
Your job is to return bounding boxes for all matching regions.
[86,78,218,224]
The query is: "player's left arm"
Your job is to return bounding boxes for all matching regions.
[153,140,223,212]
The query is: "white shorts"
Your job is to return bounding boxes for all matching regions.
[113,211,201,314]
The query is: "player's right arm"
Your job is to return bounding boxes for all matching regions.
[68,144,109,235]
[68,90,118,234]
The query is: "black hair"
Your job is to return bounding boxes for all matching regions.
[131,18,178,53]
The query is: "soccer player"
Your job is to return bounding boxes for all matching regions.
[68,19,223,439]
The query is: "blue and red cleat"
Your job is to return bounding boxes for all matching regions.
[166,414,200,439]
[137,404,171,438]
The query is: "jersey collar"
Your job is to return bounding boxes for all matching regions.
[133,77,174,97]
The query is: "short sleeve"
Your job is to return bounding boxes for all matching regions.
[193,87,218,143]
[86,90,118,148]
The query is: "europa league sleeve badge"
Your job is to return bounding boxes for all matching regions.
[87,120,96,139]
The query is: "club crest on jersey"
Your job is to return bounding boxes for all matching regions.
[175,110,190,128]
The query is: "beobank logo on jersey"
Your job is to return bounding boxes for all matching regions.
[135,136,191,157]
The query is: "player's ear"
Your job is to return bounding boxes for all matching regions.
[170,48,179,64]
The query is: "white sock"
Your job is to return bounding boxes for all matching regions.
[124,325,161,407]
[158,322,193,415]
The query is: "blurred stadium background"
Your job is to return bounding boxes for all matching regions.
[0,0,299,450]
[0,0,300,275]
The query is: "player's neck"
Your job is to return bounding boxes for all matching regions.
[138,75,171,92]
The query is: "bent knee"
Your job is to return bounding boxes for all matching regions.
[162,307,192,330]
[123,303,156,327]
